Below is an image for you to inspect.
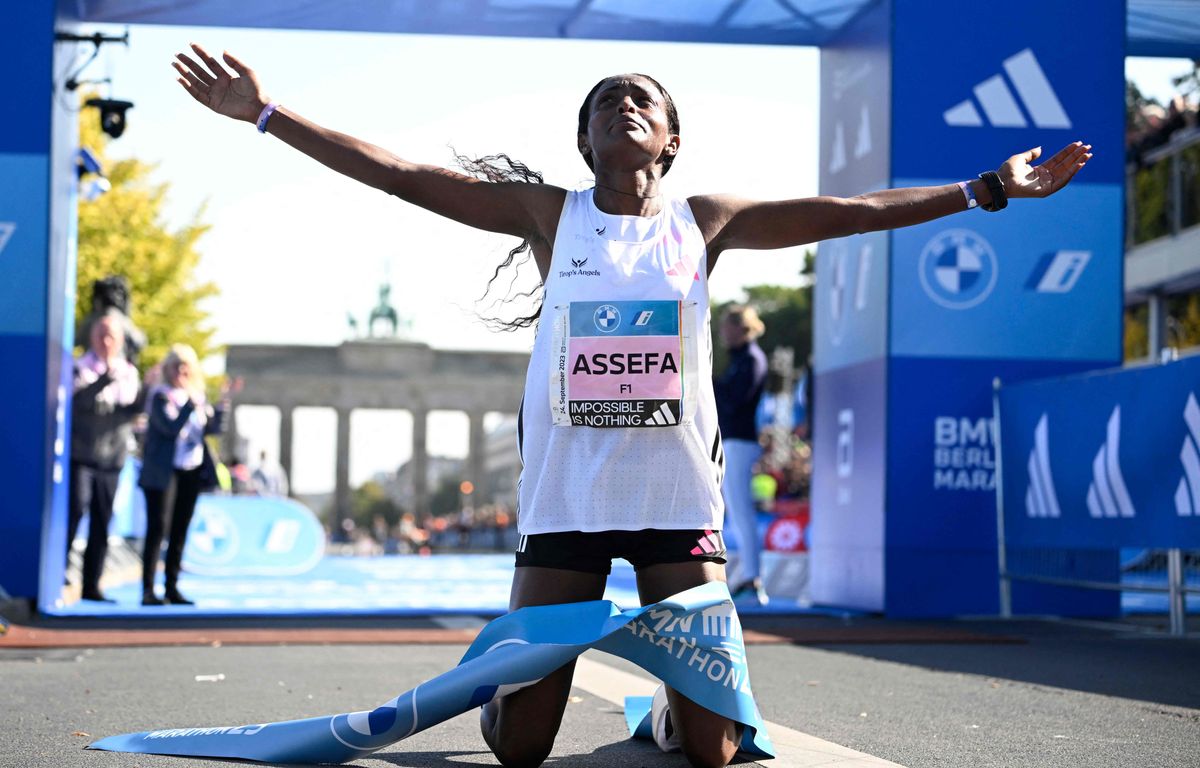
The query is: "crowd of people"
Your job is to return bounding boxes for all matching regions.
[328,504,518,557]
[1126,91,1199,167]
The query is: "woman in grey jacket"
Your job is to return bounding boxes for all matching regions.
[138,344,229,606]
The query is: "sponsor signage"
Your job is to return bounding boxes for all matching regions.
[999,355,1200,549]
[814,231,889,373]
[810,358,887,610]
[183,495,327,577]
[891,0,1124,186]
[889,183,1121,362]
[551,300,697,428]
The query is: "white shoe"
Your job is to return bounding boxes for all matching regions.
[650,683,682,753]
[731,578,769,607]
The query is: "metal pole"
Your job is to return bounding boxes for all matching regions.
[993,378,1011,618]
[1170,152,1183,237]
[1167,548,1185,637]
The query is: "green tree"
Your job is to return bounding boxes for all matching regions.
[710,250,815,383]
[430,476,464,517]
[75,97,218,371]
[348,480,402,530]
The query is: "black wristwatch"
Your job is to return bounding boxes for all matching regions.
[977,171,1007,212]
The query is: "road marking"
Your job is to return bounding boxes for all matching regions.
[572,656,906,767]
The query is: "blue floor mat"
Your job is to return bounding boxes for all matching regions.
[51,554,839,618]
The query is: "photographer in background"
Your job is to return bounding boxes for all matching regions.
[67,310,144,602]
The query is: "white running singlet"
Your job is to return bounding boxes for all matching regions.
[516,188,724,534]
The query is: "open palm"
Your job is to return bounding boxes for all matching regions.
[173,44,267,123]
[999,141,1092,199]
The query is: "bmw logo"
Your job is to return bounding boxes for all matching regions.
[185,504,239,566]
[593,304,621,333]
[330,693,415,751]
[825,241,850,346]
[918,229,997,309]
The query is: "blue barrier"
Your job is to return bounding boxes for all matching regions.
[182,495,326,577]
[997,355,1200,550]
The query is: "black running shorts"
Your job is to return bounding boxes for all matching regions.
[514,528,727,575]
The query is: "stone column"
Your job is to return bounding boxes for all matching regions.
[411,409,428,518]
[467,410,487,503]
[222,404,240,460]
[335,407,352,526]
[279,404,295,488]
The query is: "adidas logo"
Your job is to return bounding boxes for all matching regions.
[943,49,1070,129]
[690,529,722,557]
[828,103,872,174]
[645,402,679,426]
[0,222,14,257]
[1174,394,1200,516]
[1086,406,1136,519]
[1025,414,1062,518]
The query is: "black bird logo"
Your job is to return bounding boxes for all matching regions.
[572,257,588,269]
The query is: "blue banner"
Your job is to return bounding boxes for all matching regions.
[998,356,1200,549]
[891,0,1124,186]
[889,184,1122,363]
[182,495,326,576]
[90,582,773,763]
[810,358,887,610]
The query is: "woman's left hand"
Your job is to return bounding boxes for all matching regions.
[999,141,1092,200]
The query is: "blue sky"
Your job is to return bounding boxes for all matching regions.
[83,24,1193,492]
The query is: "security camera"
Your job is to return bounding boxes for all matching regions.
[85,98,134,139]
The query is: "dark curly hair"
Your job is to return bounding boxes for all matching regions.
[457,151,545,332]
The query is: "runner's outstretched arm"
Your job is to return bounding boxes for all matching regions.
[692,142,1092,262]
[172,44,564,247]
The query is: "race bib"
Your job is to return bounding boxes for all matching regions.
[550,300,699,428]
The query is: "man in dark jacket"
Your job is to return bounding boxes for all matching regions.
[714,305,769,606]
[68,310,143,602]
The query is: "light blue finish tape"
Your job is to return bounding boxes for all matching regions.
[624,696,654,739]
[89,582,774,763]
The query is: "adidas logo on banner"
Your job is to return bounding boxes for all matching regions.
[1086,406,1136,519]
[0,222,15,257]
[943,49,1071,129]
[1175,394,1200,516]
[645,402,678,426]
[1025,414,1062,518]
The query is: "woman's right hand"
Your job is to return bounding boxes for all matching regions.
[173,44,268,124]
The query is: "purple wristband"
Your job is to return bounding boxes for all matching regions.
[256,102,279,133]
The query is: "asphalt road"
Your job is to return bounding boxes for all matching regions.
[3,618,1198,768]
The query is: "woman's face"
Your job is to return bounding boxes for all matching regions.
[581,76,679,174]
[720,315,751,348]
[168,360,194,389]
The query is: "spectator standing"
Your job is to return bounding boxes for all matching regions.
[714,305,769,606]
[251,449,289,496]
[68,310,144,602]
[138,344,230,606]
